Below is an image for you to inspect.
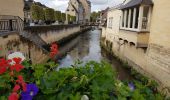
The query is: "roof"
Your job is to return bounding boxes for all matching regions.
[120,0,153,9]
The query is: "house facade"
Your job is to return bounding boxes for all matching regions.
[66,0,91,24]
[79,0,91,23]
[24,0,34,25]
[102,0,170,89]
[0,0,24,20]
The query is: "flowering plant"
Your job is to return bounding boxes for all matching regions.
[50,43,58,59]
[0,52,38,100]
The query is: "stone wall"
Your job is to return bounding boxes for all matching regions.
[0,33,48,64]
[0,0,24,19]
[101,0,170,89]
[25,25,81,44]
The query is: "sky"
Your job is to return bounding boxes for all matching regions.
[34,0,124,12]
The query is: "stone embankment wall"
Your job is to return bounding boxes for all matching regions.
[24,25,90,44]
[0,33,49,64]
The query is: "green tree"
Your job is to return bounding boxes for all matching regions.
[90,11,100,22]
[55,11,62,21]
[70,16,76,22]
[44,8,55,21]
[61,13,66,22]
[67,14,71,23]
[31,4,45,21]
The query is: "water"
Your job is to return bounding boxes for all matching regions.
[0,29,132,80]
[57,29,132,80]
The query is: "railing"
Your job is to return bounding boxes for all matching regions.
[0,15,24,33]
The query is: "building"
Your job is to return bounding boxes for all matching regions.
[24,0,47,25]
[99,7,109,27]
[66,0,91,24]
[0,0,24,19]
[0,0,24,32]
[24,0,34,25]
[102,0,170,89]
[79,0,91,23]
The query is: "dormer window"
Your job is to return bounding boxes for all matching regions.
[120,0,153,32]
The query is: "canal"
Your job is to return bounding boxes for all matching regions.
[0,29,132,80]
[57,29,132,80]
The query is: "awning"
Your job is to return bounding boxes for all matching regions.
[119,0,153,10]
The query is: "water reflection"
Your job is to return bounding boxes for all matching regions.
[58,30,102,67]
[0,30,132,80]
[57,29,132,80]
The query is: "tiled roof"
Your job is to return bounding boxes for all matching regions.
[120,0,153,9]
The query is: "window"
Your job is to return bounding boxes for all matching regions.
[108,17,113,28]
[142,6,150,30]
[72,9,74,11]
[67,9,69,11]
[120,5,151,32]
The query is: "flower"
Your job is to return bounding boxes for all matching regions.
[21,84,39,100]
[16,75,27,91]
[8,92,18,100]
[13,84,20,92]
[81,95,89,100]
[8,52,25,65]
[128,82,135,91]
[0,58,10,74]
[50,43,58,58]
[10,58,24,72]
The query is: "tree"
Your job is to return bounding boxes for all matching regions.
[90,11,100,22]
[61,13,66,22]
[31,4,45,21]
[70,16,76,22]
[44,8,55,21]
[67,14,71,23]
[55,11,62,21]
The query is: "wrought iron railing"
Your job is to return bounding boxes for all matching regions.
[0,15,24,33]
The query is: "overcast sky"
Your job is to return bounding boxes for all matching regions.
[34,0,124,12]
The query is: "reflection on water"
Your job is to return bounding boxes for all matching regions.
[0,33,49,64]
[0,30,132,80]
[57,30,132,80]
[58,30,102,67]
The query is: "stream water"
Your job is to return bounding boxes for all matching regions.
[0,29,132,80]
[57,29,132,80]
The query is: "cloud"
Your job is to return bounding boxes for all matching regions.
[34,0,124,12]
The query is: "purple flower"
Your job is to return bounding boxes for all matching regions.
[21,83,39,100]
[128,82,135,91]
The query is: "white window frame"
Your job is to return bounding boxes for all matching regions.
[120,5,152,32]
[108,17,113,29]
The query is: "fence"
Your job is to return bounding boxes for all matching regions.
[0,15,24,33]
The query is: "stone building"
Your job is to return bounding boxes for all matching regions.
[79,0,91,23]
[0,0,24,32]
[102,0,170,89]
[0,0,24,20]
[24,0,34,25]
[66,0,91,24]
[24,0,47,25]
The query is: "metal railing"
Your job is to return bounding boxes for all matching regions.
[0,15,24,33]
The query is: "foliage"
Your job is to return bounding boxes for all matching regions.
[90,11,100,22]
[67,14,71,23]
[71,16,76,22]
[29,61,166,99]
[44,8,55,21]
[67,15,76,23]
[61,13,66,22]
[31,4,44,21]
[55,11,62,21]
[0,44,168,100]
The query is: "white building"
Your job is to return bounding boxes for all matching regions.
[102,0,170,89]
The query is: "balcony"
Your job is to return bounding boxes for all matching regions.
[118,30,149,48]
